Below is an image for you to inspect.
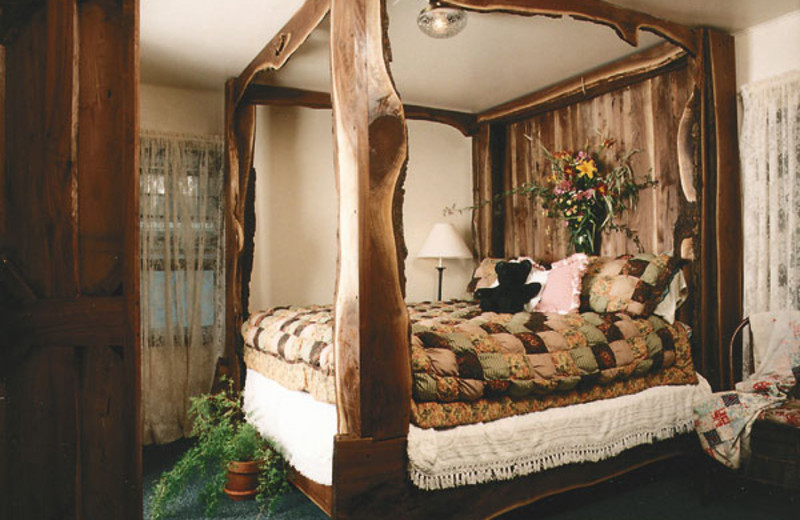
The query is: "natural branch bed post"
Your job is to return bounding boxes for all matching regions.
[330,0,411,441]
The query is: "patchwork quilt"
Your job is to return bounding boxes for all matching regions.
[243,300,697,428]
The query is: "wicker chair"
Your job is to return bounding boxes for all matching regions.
[728,317,800,490]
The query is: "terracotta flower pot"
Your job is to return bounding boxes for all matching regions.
[224,460,261,501]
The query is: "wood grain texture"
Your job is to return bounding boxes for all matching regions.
[224,82,256,391]
[2,1,140,518]
[242,83,478,136]
[484,60,694,263]
[479,42,687,124]
[446,0,698,55]
[17,296,125,347]
[3,5,80,517]
[471,124,493,259]
[330,0,411,440]
[0,0,43,44]
[76,2,140,516]
[290,469,333,516]
[697,28,741,390]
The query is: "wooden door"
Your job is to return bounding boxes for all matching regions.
[0,1,140,519]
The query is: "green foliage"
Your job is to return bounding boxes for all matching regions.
[148,378,290,519]
[447,133,657,255]
[256,440,293,514]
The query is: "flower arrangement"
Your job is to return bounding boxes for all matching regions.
[483,136,656,255]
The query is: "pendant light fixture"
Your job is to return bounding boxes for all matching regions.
[417,1,468,39]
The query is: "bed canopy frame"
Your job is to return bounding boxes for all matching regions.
[222,1,741,518]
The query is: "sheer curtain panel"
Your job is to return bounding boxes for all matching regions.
[140,132,225,444]
[741,71,800,316]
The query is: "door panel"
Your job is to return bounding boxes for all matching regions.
[1,1,140,519]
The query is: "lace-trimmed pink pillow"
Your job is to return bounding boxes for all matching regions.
[531,253,590,314]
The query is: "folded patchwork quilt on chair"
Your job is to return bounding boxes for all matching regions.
[694,311,800,468]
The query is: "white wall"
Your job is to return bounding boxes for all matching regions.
[735,9,800,89]
[248,107,474,310]
[140,83,223,134]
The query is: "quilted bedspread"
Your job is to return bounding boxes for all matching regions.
[243,300,697,428]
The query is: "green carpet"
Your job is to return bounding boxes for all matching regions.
[144,440,798,519]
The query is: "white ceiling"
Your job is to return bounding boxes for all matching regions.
[140,0,800,112]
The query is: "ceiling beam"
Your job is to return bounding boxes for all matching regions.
[230,0,330,109]
[478,41,688,124]
[242,83,478,136]
[443,0,699,56]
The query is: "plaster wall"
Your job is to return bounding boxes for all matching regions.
[140,83,223,134]
[248,107,474,309]
[734,9,800,88]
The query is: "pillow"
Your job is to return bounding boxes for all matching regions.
[528,253,590,314]
[467,258,503,293]
[652,268,688,324]
[580,253,683,317]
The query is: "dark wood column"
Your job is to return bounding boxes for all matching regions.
[1,0,140,518]
[697,28,742,390]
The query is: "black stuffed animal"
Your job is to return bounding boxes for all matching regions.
[475,260,542,314]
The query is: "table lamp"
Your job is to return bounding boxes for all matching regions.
[418,222,473,301]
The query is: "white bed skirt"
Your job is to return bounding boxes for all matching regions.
[243,369,711,490]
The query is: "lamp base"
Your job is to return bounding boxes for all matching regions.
[436,265,445,301]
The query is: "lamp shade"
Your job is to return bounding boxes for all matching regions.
[418,223,472,260]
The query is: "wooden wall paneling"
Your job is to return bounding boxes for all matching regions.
[489,123,507,257]
[447,0,698,55]
[471,123,493,259]
[76,1,140,518]
[492,58,694,264]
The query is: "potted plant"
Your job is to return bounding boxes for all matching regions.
[148,378,290,519]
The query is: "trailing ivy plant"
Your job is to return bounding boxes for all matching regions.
[148,378,290,519]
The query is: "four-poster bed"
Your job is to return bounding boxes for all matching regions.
[222,1,741,518]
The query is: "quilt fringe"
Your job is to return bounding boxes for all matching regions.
[409,421,694,491]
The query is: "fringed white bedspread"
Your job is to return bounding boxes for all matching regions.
[409,375,711,490]
[243,369,711,490]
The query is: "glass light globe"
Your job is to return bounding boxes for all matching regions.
[417,2,468,39]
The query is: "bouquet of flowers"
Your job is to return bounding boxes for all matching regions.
[504,137,656,254]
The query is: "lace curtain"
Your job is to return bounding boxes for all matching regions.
[140,132,225,445]
[741,71,800,316]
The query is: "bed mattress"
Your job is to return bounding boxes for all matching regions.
[243,368,712,490]
[242,300,698,428]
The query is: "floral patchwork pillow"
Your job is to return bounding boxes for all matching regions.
[580,253,683,317]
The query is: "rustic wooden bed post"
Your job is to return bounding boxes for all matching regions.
[330,0,411,516]
[223,0,331,391]
[224,82,256,390]
[696,28,742,390]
